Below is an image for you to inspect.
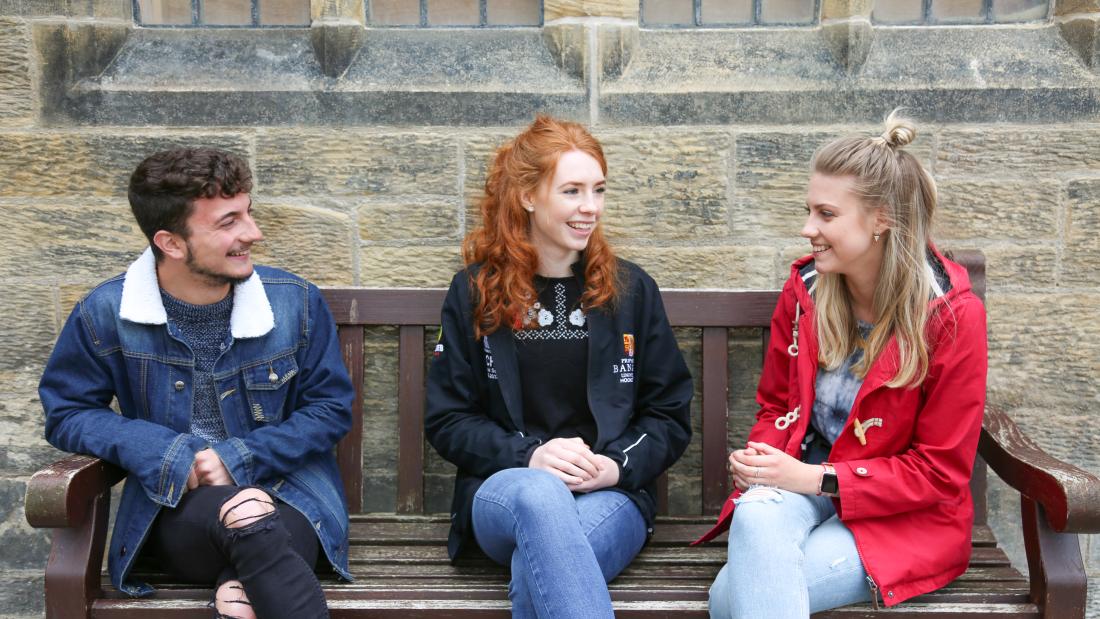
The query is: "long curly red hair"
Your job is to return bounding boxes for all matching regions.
[464,115,620,339]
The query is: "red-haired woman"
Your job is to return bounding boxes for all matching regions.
[425,115,693,618]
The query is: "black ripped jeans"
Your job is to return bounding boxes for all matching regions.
[147,485,329,619]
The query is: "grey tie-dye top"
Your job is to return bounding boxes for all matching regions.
[811,321,873,445]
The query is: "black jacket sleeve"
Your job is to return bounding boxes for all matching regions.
[602,270,693,491]
[424,272,542,478]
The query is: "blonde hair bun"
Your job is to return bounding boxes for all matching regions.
[880,108,917,149]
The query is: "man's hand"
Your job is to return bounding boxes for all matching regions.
[190,448,233,488]
[529,437,600,485]
[568,454,620,493]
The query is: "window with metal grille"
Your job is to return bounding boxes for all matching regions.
[368,0,542,27]
[873,0,1049,24]
[135,0,310,26]
[641,0,819,26]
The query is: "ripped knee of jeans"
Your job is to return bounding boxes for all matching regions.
[733,485,784,505]
[212,580,256,619]
[218,487,277,537]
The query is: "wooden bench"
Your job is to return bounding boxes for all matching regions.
[25,252,1100,618]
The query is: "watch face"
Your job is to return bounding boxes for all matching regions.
[822,473,839,494]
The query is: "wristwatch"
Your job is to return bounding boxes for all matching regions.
[818,463,839,496]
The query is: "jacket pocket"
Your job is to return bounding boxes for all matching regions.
[242,354,299,423]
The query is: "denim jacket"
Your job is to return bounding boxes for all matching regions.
[39,248,355,596]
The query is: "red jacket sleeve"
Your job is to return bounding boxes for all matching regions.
[835,292,988,521]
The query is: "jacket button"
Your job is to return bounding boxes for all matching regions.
[856,467,868,475]
[888,591,894,598]
[120,544,127,557]
[174,381,184,391]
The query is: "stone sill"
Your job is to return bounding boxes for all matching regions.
[38,21,1100,126]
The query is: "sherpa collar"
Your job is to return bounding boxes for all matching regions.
[118,247,275,339]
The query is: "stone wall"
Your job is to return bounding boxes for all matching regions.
[1,0,1098,616]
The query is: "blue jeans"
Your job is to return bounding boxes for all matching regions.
[472,468,648,619]
[709,488,872,619]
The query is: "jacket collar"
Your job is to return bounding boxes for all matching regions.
[118,247,274,339]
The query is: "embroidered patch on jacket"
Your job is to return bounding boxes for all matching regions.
[483,336,497,380]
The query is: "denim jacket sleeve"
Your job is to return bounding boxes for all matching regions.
[601,269,693,491]
[40,304,206,508]
[210,284,354,485]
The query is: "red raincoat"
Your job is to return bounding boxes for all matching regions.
[695,250,988,607]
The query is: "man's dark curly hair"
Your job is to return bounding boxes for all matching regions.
[128,147,253,260]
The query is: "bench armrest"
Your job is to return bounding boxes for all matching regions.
[979,406,1100,534]
[25,454,126,529]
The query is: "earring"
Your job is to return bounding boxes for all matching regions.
[873,233,881,243]
[524,204,534,213]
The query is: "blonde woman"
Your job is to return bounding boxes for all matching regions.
[698,111,988,617]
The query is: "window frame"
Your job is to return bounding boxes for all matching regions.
[639,0,822,28]
[133,0,311,28]
[366,0,545,28]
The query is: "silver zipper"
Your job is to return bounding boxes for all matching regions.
[866,574,880,610]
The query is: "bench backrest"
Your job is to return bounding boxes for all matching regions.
[322,251,987,520]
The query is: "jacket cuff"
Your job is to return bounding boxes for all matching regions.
[211,438,254,486]
[150,433,204,508]
[833,461,863,520]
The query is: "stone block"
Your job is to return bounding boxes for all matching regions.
[616,245,775,289]
[0,286,54,371]
[424,472,454,514]
[1055,0,1100,16]
[0,19,32,127]
[0,132,250,197]
[0,201,146,280]
[0,366,65,474]
[1058,15,1100,69]
[359,199,462,242]
[733,129,936,240]
[544,0,639,20]
[0,568,43,618]
[821,0,873,20]
[0,0,127,17]
[666,473,702,516]
[361,325,399,472]
[600,130,730,240]
[360,245,462,287]
[985,293,1100,409]
[937,127,1100,179]
[311,0,364,22]
[362,471,396,513]
[1062,179,1100,287]
[249,202,354,286]
[727,329,764,450]
[542,22,586,81]
[255,131,458,197]
[1000,407,1100,475]
[0,478,24,523]
[462,131,521,221]
[936,178,1061,241]
[981,245,1058,287]
[0,522,50,569]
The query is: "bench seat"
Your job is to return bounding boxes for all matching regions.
[26,252,1100,618]
[96,516,1034,618]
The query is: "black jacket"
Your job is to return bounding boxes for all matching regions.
[425,259,693,560]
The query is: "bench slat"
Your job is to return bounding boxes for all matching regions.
[701,326,730,513]
[337,325,366,513]
[397,325,427,514]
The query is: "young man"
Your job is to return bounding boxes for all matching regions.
[39,148,354,619]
